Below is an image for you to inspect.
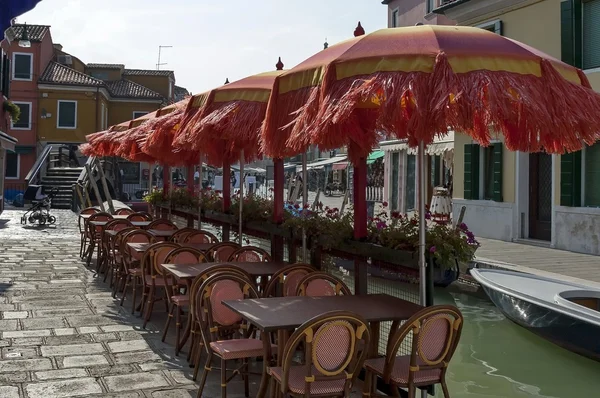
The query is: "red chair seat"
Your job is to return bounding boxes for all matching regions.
[269,365,346,395]
[209,339,270,360]
[363,356,442,385]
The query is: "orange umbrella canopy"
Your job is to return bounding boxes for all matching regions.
[175,69,284,167]
[262,25,600,161]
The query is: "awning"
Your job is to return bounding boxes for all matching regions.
[0,132,17,152]
[380,132,454,155]
[332,163,348,170]
[14,145,35,154]
[296,155,348,172]
[367,150,384,164]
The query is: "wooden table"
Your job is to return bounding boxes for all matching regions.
[224,294,423,398]
[147,229,177,239]
[161,261,284,354]
[161,261,284,280]
[128,242,217,254]
[89,221,151,228]
[80,214,130,220]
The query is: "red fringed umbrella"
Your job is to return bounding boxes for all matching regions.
[175,69,284,167]
[261,24,600,304]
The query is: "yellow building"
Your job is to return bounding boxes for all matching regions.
[433,0,600,254]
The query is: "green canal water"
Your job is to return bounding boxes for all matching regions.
[435,289,600,397]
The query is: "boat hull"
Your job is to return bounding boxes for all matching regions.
[481,284,600,362]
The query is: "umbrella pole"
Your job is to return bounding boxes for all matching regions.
[198,154,203,230]
[239,150,244,246]
[302,152,308,261]
[418,141,427,307]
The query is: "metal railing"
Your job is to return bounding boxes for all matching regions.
[24,144,53,185]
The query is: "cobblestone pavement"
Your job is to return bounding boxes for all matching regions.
[0,210,234,397]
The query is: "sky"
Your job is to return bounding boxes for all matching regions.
[19,0,388,94]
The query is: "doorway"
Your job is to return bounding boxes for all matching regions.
[529,153,552,241]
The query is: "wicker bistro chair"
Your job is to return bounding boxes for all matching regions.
[296,272,352,297]
[116,208,135,215]
[84,212,114,267]
[362,305,464,398]
[263,263,316,298]
[118,230,156,310]
[268,310,371,398]
[187,264,253,379]
[207,242,241,262]
[148,219,178,231]
[184,230,219,244]
[106,227,138,285]
[79,207,100,258]
[227,246,272,263]
[161,247,208,355]
[127,212,153,222]
[99,219,134,275]
[169,228,199,243]
[140,242,181,328]
[195,272,270,398]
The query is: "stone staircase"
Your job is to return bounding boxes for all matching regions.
[41,167,82,209]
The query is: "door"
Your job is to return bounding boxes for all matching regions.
[529,153,552,241]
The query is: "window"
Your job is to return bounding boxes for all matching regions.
[12,53,33,80]
[5,153,19,179]
[11,102,31,129]
[391,9,399,28]
[101,103,106,130]
[482,146,495,200]
[476,20,503,35]
[584,143,600,206]
[463,143,503,201]
[57,100,77,129]
[405,154,416,211]
[133,111,148,119]
[90,71,108,80]
[583,0,600,69]
[119,162,141,184]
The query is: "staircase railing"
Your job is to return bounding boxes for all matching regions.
[25,144,53,185]
[73,157,115,213]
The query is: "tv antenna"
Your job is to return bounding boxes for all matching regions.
[156,45,173,70]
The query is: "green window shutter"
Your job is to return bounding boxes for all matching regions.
[434,155,441,187]
[583,0,600,69]
[464,144,480,200]
[492,143,503,202]
[560,151,582,206]
[561,1,574,66]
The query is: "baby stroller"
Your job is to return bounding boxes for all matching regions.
[20,185,57,225]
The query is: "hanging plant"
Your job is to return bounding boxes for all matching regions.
[2,101,20,123]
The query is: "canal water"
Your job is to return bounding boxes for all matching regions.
[435,288,600,397]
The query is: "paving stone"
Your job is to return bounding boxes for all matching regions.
[67,315,117,327]
[61,354,109,368]
[34,367,88,380]
[118,330,146,340]
[22,317,67,330]
[0,304,16,311]
[0,371,28,383]
[166,370,194,385]
[150,389,193,398]
[113,350,162,365]
[0,386,19,398]
[2,346,39,359]
[78,326,101,334]
[2,329,51,339]
[104,372,171,392]
[41,343,105,357]
[0,358,52,372]
[93,332,119,342]
[0,340,10,347]
[12,337,44,346]
[25,377,103,398]
[33,307,93,318]
[53,328,76,336]
[88,364,135,377]
[100,324,135,332]
[0,319,18,331]
[138,362,170,371]
[108,339,151,353]
[1,311,28,319]
[45,334,93,345]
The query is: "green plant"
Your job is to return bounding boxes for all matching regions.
[230,193,273,223]
[283,203,353,250]
[143,189,166,205]
[170,188,198,209]
[200,188,223,212]
[3,101,20,123]
[367,208,479,270]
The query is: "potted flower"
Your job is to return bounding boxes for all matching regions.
[2,101,20,123]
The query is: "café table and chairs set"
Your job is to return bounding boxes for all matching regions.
[78,207,464,397]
